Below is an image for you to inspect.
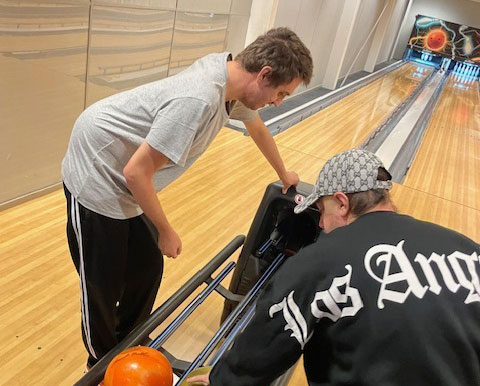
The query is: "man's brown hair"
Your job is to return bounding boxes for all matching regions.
[235,27,313,87]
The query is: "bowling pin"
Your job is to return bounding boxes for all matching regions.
[469,70,475,83]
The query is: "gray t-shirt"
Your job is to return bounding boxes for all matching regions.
[62,52,257,219]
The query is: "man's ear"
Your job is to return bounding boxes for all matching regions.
[333,192,350,217]
[257,66,272,84]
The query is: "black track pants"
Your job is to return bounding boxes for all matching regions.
[64,185,163,367]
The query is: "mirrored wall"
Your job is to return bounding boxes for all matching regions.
[0,0,252,206]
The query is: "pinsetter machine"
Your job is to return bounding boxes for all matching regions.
[75,181,320,386]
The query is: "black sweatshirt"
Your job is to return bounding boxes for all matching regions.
[210,211,480,386]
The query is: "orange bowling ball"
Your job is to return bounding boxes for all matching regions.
[104,346,173,386]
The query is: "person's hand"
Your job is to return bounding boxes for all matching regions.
[186,372,210,385]
[280,171,300,194]
[158,226,182,258]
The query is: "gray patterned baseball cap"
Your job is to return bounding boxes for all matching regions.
[294,149,392,214]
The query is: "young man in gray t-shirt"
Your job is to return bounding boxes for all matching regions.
[62,27,313,368]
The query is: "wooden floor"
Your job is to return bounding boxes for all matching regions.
[404,75,480,215]
[1,63,479,386]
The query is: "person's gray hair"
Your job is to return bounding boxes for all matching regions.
[346,168,394,216]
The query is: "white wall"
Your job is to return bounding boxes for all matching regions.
[243,0,418,92]
[273,0,345,90]
[340,0,386,78]
[377,0,409,63]
[244,0,278,46]
[393,0,480,58]
[308,0,347,87]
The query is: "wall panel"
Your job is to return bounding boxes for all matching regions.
[377,0,409,63]
[340,0,385,78]
[305,0,344,88]
[273,0,345,90]
[168,11,228,75]
[225,14,250,56]
[230,0,252,15]
[86,5,174,105]
[276,0,324,93]
[0,0,89,204]
[177,0,231,14]
[93,0,175,9]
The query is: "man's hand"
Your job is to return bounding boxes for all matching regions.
[158,225,182,258]
[186,372,210,385]
[280,170,299,194]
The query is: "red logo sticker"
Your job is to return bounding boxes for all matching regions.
[294,194,305,205]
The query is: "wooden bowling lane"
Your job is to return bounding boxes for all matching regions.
[391,182,480,242]
[276,62,433,160]
[403,76,480,212]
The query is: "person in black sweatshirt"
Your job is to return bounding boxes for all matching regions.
[189,148,480,386]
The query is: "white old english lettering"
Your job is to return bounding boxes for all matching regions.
[365,240,428,309]
[365,241,480,307]
[269,291,309,348]
[311,265,364,321]
[447,251,480,303]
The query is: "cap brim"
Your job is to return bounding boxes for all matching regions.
[294,193,319,214]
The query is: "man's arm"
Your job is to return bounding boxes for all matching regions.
[244,116,299,193]
[187,283,307,385]
[206,250,322,386]
[123,141,182,258]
